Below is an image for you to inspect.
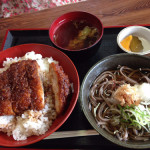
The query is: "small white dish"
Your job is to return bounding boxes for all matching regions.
[117,26,150,55]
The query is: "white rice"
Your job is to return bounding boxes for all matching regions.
[0,51,58,141]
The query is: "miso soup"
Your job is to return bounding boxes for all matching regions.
[53,20,100,50]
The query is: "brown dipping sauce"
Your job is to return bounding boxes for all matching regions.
[53,20,100,50]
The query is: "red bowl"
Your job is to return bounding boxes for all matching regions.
[49,11,103,59]
[0,44,80,147]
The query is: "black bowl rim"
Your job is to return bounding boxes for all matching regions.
[80,53,150,149]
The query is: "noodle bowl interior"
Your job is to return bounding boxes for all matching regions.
[89,65,150,141]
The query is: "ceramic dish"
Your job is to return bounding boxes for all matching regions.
[0,44,80,147]
[80,53,150,149]
[117,26,150,55]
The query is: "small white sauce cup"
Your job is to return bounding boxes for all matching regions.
[117,26,150,55]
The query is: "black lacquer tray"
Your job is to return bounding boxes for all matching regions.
[2,26,149,149]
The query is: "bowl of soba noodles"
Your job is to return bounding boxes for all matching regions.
[80,53,150,149]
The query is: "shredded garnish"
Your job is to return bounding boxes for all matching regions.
[116,104,150,132]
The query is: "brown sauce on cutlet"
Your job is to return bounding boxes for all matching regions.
[0,60,44,116]
[8,60,32,114]
[49,63,70,114]
[26,61,44,111]
[0,71,15,115]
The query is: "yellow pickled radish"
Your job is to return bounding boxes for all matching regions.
[120,35,133,51]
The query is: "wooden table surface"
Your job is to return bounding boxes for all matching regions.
[0,0,150,49]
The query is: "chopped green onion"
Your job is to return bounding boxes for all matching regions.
[111,104,150,132]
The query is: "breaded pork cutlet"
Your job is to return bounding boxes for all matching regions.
[0,60,44,116]
[49,63,70,115]
[0,71,15,116]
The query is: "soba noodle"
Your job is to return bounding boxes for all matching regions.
[89,66,150,141]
